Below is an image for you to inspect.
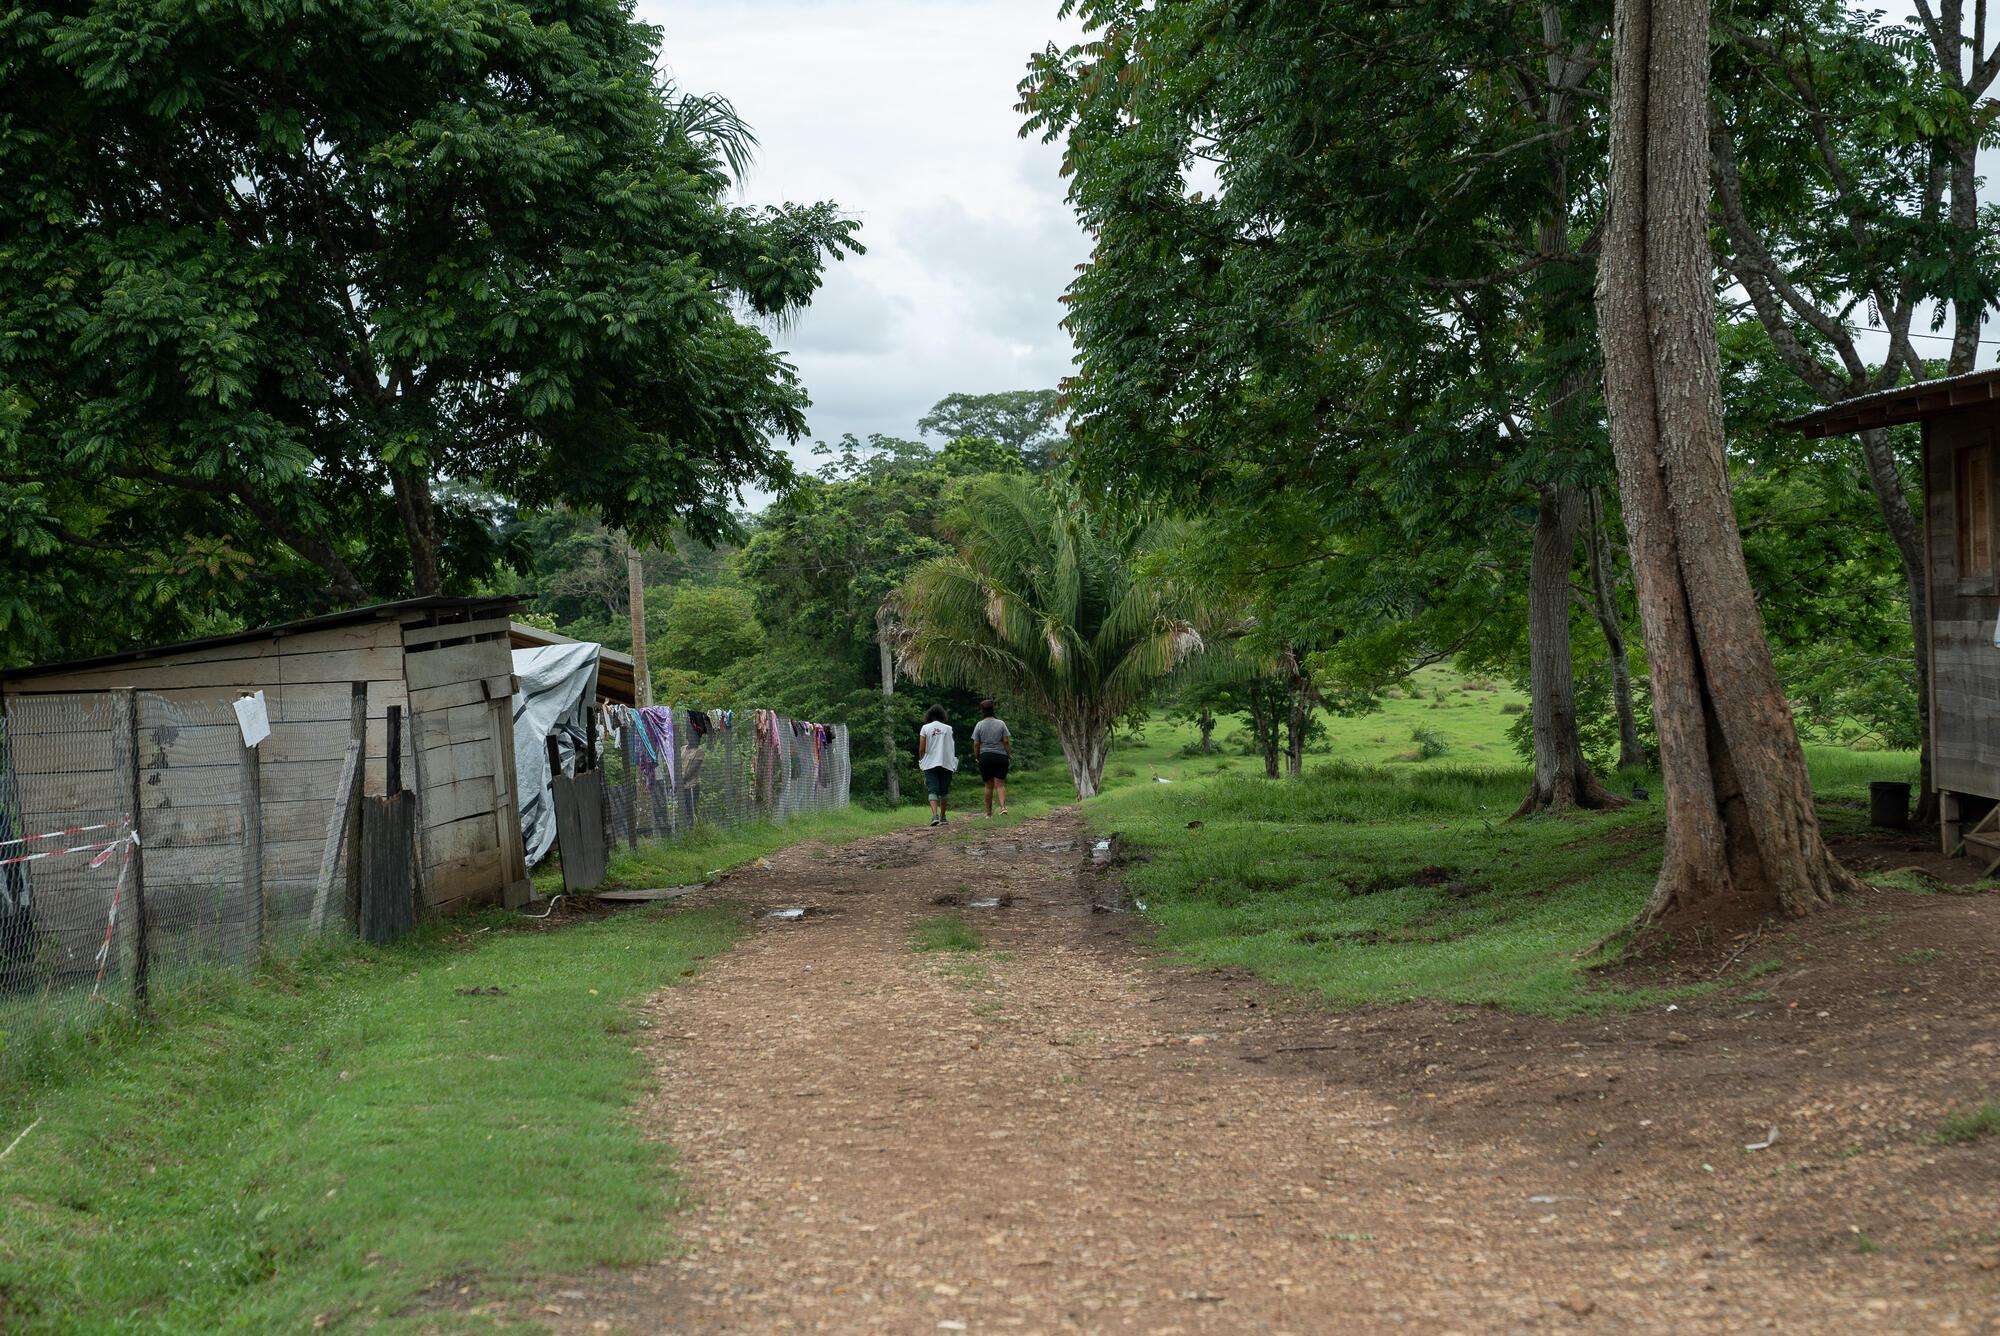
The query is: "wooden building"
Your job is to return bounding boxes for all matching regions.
[1788,367,2000,858]
[0,597,532,939]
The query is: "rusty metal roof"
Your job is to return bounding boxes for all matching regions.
[0,595,519,682]
[1782,368,2000,438]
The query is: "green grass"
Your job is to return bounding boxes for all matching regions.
[1075,671,1919,1015]
[910,912,983,953]
[1936,1102,2000,1145]
[0,904,739,1331]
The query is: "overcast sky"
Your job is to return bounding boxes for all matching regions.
[641,0,1087,492]
[642,1,1993,511]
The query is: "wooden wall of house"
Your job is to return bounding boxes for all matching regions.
[401,615,528,912]
[1924,406,2000,801]
[1,617,409,959]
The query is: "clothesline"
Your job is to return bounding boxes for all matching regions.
[600,704,843,792]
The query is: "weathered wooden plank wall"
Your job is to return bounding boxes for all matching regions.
[400,616,524,913]
[2,617,411,960]
[1926,410,2000,801]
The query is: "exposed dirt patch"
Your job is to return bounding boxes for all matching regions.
[519,813,1999,1333]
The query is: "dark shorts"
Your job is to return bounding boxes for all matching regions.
[924,766,954,798]
[978,752,1010,781]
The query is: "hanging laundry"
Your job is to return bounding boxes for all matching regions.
[635,706,678,789]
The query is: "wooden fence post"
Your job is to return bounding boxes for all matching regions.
[406,705,430,910]
[342,681,366,926]
[238,697,263,959]
[125,689,149,1011]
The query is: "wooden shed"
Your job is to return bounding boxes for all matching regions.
[507,622,639,706]
[0,597,532,925]
[1788,367,2000,859]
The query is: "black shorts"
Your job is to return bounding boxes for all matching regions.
[978,752,1010,781]
[924,766,954,798]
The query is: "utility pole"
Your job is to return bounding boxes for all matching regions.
[627,538,653,708]
[876,602,900,804]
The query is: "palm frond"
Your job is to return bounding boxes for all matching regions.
[891,473,1222,724]
[666,91,760,181]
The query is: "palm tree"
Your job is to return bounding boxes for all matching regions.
[891,476,1214,798]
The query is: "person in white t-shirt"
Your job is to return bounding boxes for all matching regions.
[915,706,958,826]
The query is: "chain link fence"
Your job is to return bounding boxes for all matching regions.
[596,707,849,853]
[1,690,344,1086]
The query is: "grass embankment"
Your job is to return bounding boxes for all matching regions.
[1081,672,1920,1014]
[0,904,738,1331]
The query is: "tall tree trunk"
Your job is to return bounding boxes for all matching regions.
[875,605,900,805]
[1597,0,1860,926]
[1248,688,1280,779]
[1198,706,1215,755]
[1519,45,1621,814]
[1518,484,1627,813]
[1285,690,1306,777]
[1856,428,1934,822]
[1585,488,1647,771]
[390,467,443,596]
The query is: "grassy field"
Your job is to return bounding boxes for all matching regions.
[0,904,737,1331]
[1075,670,1922,1014]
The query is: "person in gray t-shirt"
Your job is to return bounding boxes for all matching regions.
[970,700,1012,817]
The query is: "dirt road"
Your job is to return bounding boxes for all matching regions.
[532,813,1999,1332]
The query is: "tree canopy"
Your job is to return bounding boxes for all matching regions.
[917,390,1065,471]
[0,0,859,662]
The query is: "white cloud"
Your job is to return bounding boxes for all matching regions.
[643,0,1089,496]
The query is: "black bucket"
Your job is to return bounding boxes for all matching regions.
[1869,780,1912,830]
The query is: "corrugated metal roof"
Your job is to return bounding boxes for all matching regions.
[1782,367,2000,438]
[0,595,520,683]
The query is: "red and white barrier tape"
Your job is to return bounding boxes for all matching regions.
[0,833,131,869]
[0,818,127,854]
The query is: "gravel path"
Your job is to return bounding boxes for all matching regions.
[530,813,1998,1333]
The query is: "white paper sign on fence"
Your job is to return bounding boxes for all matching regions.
[233,690,270,748]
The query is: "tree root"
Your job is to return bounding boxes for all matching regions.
[1511,771,1633,819]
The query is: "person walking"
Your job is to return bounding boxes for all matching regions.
[971,699,1012,817]
[915,705,958,826]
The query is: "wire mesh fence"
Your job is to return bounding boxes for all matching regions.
[0,689,853,1084]
[0,690,346,1086]
[595,707,850,854]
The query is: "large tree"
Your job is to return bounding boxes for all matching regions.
[0,0,858,635]
[1596,0,1858,924]
[917,390,1066,471]
[1020,0,1629,814]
